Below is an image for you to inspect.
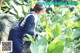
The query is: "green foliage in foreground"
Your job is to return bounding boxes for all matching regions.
[48,36,65,53]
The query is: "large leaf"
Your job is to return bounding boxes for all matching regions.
[66,18,72,27]
[53,23,62,38]
[65,27,72,38]
[45,25,53,40]
[48,36,65,53]
[72,22,80,29]
[73,28,80,45]
[30,36,47,53]
[51,14,60,22]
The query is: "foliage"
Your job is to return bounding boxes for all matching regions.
[1,0,80,53]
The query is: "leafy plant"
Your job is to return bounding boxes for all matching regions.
[1,0,80,53]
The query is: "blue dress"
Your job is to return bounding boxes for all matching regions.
[8,13,38,53]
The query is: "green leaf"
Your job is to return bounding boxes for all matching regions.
[65,27,72,38]
[73,28,80,39]
[73,28,80,45]
[45,25,53,40]
[30,36,47,53]
[37,36,48,45]
[40,14,48,22]
[72,22,80,28]
[62,13,68,22]
[53,23,62,37]
[14,0,23,5]
[48,36,65,53]
[42,21,47,27]
[66,18,72,27]
[65,38,72,47]
[30,43,47,53]
[4,0,11,6]
[30,42,38,53]
[51,14,60,22]
[38,45,47,53]
[26,34,35,43]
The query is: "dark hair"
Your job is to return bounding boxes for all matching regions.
[30,3,44,13]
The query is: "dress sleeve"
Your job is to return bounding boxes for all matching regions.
[24,15,38,37]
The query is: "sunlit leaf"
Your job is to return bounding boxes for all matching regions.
[72,22,80,28]
[45,25,53,40]
[48,36,65,53]
[62,13,68,22]
[26,34,35,43]
[42,21,46,27]
[66,18,72,27]
[65,27,72,38]
[53,23,62,37]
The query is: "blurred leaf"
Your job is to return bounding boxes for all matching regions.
[40,14,48,22]
[21,5,27,15]
[30,42,38,53]
[73,28,80,39]
[72,22,80,28]
[1,5,9,13]
[57,18,63,24]
[77,1,80,7]
[51,14,60,22]
[42,21,46,27]
[65,38,72,48]
[40,14,48,27]
[53,23,62,38]
[73,28,80,46]
[37,36,48,45]
[14,0,23,5]
[65,27,72,38]
[45,25,53,40]
[4,0,11,6]
[30,36,47,53]
[26,34,35,43]
[62,13,68,22]
[66,18,72,27]
[48,36,65,53]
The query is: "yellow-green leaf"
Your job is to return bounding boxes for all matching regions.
[48,37,64,53]
[53,23,62,37]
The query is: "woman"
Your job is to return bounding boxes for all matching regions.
[8,3,45,53]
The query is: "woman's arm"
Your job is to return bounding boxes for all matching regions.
[24,15,38,37]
